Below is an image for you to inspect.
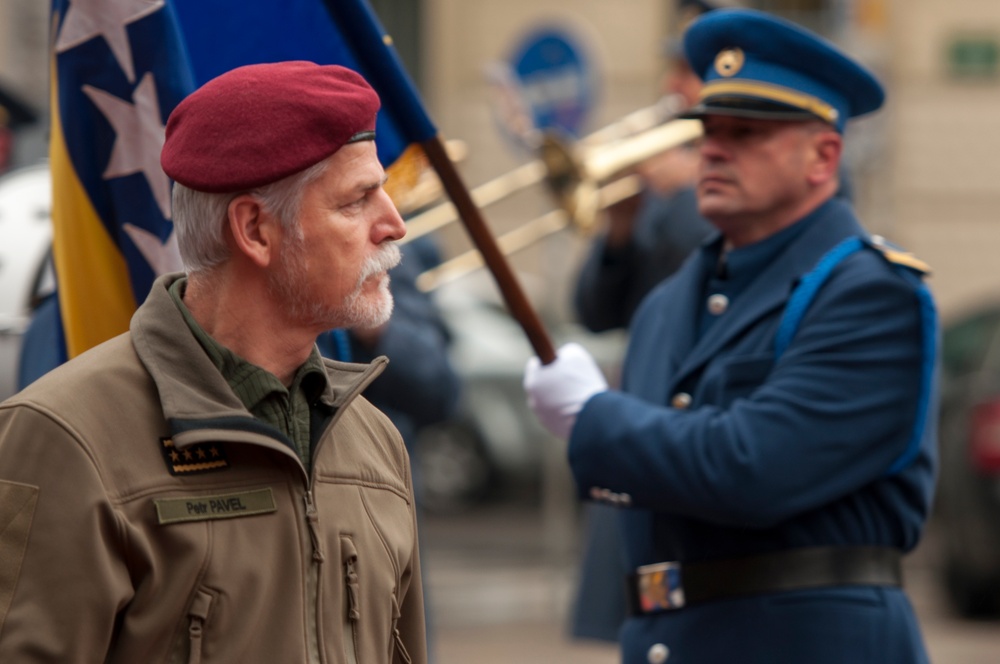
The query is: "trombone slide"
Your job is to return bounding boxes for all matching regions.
[581,118,703,183]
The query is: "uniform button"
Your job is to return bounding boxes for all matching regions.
[590,487,603,500]
[671,392,692,409]
[707,293,729,315]
[871,234,886,246]
[647,643,670,663]
[599,488,613,502]
[619,493,632,506]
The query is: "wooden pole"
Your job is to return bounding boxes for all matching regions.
[420,134,557,364]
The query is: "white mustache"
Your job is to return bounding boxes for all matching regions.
[358,243,402,283]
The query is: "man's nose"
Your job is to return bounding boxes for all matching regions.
[699,133,727,162]
[375,191,407,242]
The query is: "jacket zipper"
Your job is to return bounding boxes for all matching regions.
[304,489,325,664]
[390,593,413,664]
[168,359,388,664]
[341,536,361,664]
[186,589,214,664]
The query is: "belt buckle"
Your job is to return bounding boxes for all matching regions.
[636,561,686,612]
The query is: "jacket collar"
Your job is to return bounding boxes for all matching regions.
[669,196,866,389]
[130,274,387,442]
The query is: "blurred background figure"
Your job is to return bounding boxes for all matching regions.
[573,0,716,335]
[568,0,719,644]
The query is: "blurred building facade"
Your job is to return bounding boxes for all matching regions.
[0,0,47,172]
[422,0,1000,323]
[0,0,998,320]
[889,0,1000,320]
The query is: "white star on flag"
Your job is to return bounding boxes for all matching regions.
[55,0,164,83]
[82,72,172,220]
[123,223,183,276]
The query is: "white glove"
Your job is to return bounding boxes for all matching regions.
[524,342,609,439]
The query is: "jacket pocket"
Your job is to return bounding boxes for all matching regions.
[341,535,361,664]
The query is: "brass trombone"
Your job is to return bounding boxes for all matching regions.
[401,100,704,292]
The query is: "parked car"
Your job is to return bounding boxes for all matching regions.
[0,163,52,401]
[935,303,1000,617]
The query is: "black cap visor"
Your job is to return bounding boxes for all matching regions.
[680,96,827,124]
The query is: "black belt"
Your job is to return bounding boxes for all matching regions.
[625,546,902,615]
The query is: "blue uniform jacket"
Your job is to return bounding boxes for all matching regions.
[569,197,938,663]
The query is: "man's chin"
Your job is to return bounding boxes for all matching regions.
[697,196,732,220]
[341,285,394,330]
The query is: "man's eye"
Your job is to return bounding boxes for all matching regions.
[343,196,366,211]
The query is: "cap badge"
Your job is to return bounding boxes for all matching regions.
[714,48,745,77]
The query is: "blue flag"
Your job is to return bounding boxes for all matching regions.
[44,0,437,366]
[173,0,437,172]
[49,0,193,358]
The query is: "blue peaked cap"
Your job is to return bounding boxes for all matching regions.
[681,9,885,132]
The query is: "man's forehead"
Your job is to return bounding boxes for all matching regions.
[320,143,384,193]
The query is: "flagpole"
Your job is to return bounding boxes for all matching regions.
[317,0,556,363]
[420,135,557,365]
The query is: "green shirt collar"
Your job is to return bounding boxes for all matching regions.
[168,278,329,467]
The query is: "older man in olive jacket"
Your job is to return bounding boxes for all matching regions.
[0,62,426,663]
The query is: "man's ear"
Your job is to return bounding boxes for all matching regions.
[226,194,279,268]
[806,129,842,187]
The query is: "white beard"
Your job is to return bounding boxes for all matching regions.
[269,236,401,331]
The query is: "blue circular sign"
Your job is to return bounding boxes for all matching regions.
[509,26,595,138]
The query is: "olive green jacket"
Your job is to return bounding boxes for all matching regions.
[0,275,425,664]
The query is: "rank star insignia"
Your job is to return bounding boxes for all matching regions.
[160,437,230,476]
[715,47,745,77]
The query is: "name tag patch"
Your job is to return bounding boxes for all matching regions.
[154,488,277,524]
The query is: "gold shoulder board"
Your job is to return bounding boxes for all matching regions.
[868,236,932,276]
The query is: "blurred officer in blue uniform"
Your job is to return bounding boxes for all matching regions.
[525,8,938,664]
[573,0,716,335]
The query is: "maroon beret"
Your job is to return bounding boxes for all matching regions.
[161,61,380,192]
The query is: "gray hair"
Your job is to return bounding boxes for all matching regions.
[172,156,333,274]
